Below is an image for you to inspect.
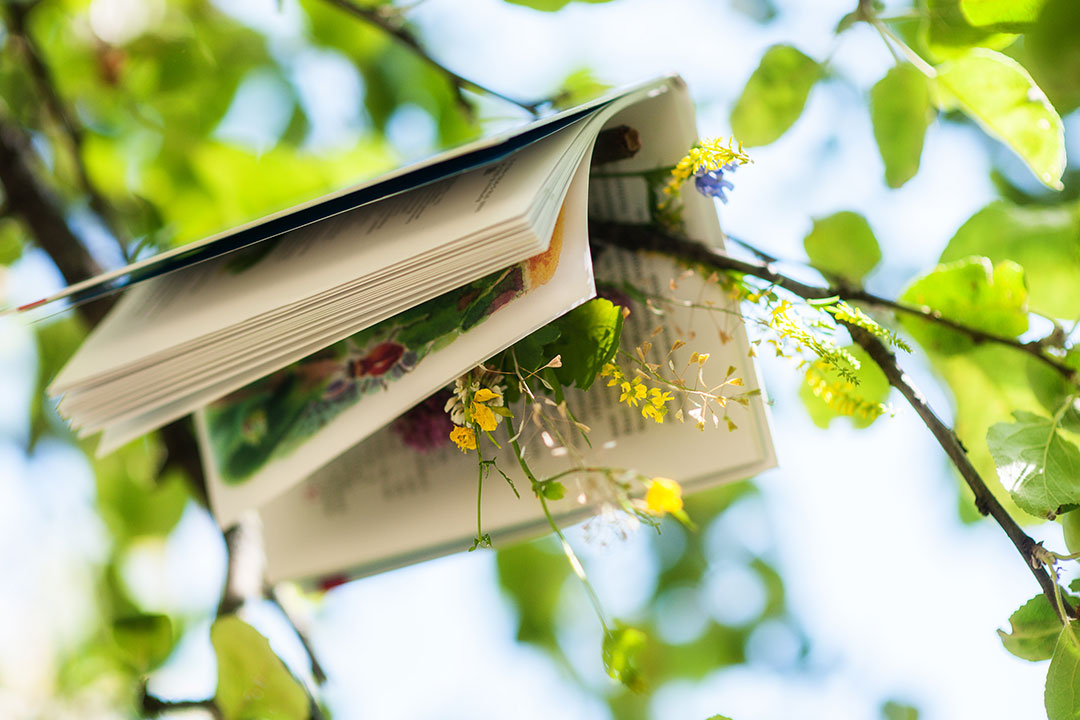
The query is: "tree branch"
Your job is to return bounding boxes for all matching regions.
[266,584,328,684]
[320,0,544,116]
[140,686,222,719]
[5,2,132,261]
[592,221,1075,620]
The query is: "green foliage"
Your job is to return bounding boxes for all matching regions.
[29,315,86,448]
[999,593,1070,661]
[730,45,821,147]
[211,616,309,720]
[799,344,890,429]
[871,65,933,188]
[111,614,175,673]
[898,257,1028,355]
[1062,511,1080,556]
[959,0,1046,30]
[803,211,881,283]
[939,201,1080,320]
[495,539,571,650]
[881,700,920,720]
[1022,0,1080,113]
[933,49,1065,190]
[987,408,1080,519]
[1045,621,1080,720]
[545,298,624,390]
[500,0,616,10]
[921,0,1018,60]
[0,216,24,265]
[603,623,648,693]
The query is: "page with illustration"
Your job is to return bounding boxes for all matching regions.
[199,156,598,526]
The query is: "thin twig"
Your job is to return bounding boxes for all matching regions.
[266,584,329,684]
[140,685,222,720]
[593,221,1076,620]
[5,3,132,261]
[320,0,544,116]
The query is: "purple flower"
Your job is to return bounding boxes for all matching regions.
[392,389,455,452]
[693,162,737,203]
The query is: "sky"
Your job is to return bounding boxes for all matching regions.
[0,0,1074,718]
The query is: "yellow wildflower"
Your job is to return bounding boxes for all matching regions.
[645,477,684,516]
[470,401,498,432]
[474,388,500,403]
[450,425,476,452]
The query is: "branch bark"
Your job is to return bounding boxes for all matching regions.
[592,220,1075,620]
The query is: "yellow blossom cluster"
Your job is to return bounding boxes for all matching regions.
[659,137,750,208]
[804,363,887,421]
[600,363,672,424]
[450,385,508,453]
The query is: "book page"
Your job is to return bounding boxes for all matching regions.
[259,247,775,583]
[51,119,590,393]
[200,156,598,527]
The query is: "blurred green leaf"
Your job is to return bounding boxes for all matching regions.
[212,616,308,720]
[94,444,190,543]
[501,0,616,10]
[1023,0,1080,113]
[898,257,1028,355]
[0,217,24,265]
[988,409,1080,518]
[495,538,570,650]
[1045,621,1080,720]
[934,49,1066,191]
[870,65,933,188]
[998,593,1069,661]
[803,211,881,283]
[799,345,889,429]
[921,0,1017,60]
[547,298,623,390]
[730,45,821,147]
[959,0,1046,30]
[551,68,612,110]
[30,316,86,448]
[939,201,1080,320]
[603,622,647,692]
[882,700,920,720]
[111,614,174,673]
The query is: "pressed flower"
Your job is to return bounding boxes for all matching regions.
[450,425,476,452]
[644,477,684,515]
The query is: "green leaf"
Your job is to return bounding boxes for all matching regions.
[870,65,933,188]
[1046,621,1080,720]
[0,217,24,265]
[922,0,1018,60]
[987,410,1080,518]
[898,257,1028,355]
[495,538,570,650]
[211,616,308,720]
[799,344,890,429]
[1023,0,1080,114]
[939,201,1080,320]
[551,68,612,110]
[29,315,86,448]
[730,45,821,147]
[111,614,175,673]
[999,594,1069,661]
[501,0,615,10]
[547,298,623,390]
[803,211,881,283]
[959,0,1046,30]
[882,700,920,720]
[603,623,648,692]
[934,49,1066,191]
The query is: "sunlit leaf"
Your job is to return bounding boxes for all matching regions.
[730,45,821,147]
[898,256,1028,355]
[934,49,1066,190]
[111,614,174,673]
[870,64,933,188]
[959,0,1046,30]
[1045,621,1080,720]
[940,201,1080,320]
[1023,0,1080,113]
[803,211,881,283]
[882,700,920,720]
[212,616,308,720]
[999,593,1069,661]
[501,0,616,9]
[603,623,648,692]
[921,0,1017,60]
[987,410,1080,519]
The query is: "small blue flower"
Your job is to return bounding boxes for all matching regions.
[693,162,738,203]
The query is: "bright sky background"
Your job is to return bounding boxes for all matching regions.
[1,0,1076,718]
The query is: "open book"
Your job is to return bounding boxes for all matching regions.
[37,76,776,582]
